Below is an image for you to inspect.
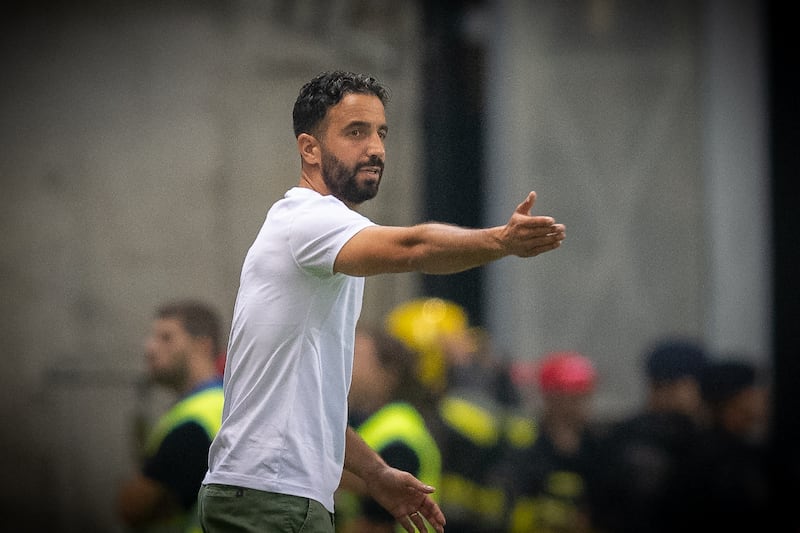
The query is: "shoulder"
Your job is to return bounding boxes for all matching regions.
[277,188,375,232]
[145,421,211,468]
[163,420,213,447]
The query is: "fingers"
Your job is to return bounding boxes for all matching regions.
[526,222,564,236]
[547,223,567,240]
[425,509,446,533]
[418,497,446,532]
[409,511,427,532]
[386,475,445,533]
[399,508,445,533]
[520,238,564,257]
[403,476,435,495]
[514,223,565,245]
[398,515,416,533]
[414,482,435,495]
[510,221,565,257]
[398,511,428,533]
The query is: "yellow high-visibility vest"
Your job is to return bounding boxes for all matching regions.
[144,384,224,533]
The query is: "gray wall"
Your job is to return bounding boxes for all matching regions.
[0,0,768,530]
[483,0,768,415]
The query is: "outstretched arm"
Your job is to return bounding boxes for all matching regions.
[334,191,565,277]
[343,426,446,533]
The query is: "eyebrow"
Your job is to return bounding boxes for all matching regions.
[343,120,389,134]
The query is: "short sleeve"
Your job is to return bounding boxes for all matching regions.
[288,196,374,276]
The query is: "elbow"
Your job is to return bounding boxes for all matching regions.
[411,245,468,275]
[404,246,438,274]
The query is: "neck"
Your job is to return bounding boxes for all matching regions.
[178,365,218,396]
[542,415,583,455]
[299,169,328,195]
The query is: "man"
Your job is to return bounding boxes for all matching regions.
[118,300,224,533]
[589,338,708,533]
[501,351,600,533]
[680,358,771,530]
[199,70,566,533]
[386,298,523,532]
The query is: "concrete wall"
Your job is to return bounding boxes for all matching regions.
[0,2,422,530]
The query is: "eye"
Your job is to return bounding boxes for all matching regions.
[350,128,363,137]
[378,130,387,140]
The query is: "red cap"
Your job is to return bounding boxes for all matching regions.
[537,351,597,394]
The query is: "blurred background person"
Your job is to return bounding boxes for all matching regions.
[588,338,708,533]
[386,298,534,533]
[117,301,224,533]
[336,323,441,533]
[498,351,601,533]
[678,357,771,531]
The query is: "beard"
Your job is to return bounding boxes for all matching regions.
[321,152,383,205]
[148,356,189,390]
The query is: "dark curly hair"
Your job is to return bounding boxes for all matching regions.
[292,71,390,138]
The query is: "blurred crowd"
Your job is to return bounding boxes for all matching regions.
[119,297,774,533]
[335,297,773,533]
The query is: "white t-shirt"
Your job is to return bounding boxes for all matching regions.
[203,187,376,512]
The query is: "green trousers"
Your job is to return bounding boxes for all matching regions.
[198,484,334,533]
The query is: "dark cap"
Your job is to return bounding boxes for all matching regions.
[700,360,757,406]
[644,338,708,384]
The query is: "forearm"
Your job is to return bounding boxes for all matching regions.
[339,467,368,494]
[343,425,389,483]
[404,223,507,274]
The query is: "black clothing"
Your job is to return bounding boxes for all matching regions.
[361,442,421,524]
[429,389,509,533]
[142,421,213,510]
[680,427,771,532]
[501,427,602,533]
[588,412,700,533]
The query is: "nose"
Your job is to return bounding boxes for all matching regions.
[144,336,157,358]
[367,131,385,160]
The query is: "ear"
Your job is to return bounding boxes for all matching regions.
[191,335,216,360]
[297,133,320,165]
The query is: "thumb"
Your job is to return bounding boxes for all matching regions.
[515,191,537,216]
[409,478,436,494]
